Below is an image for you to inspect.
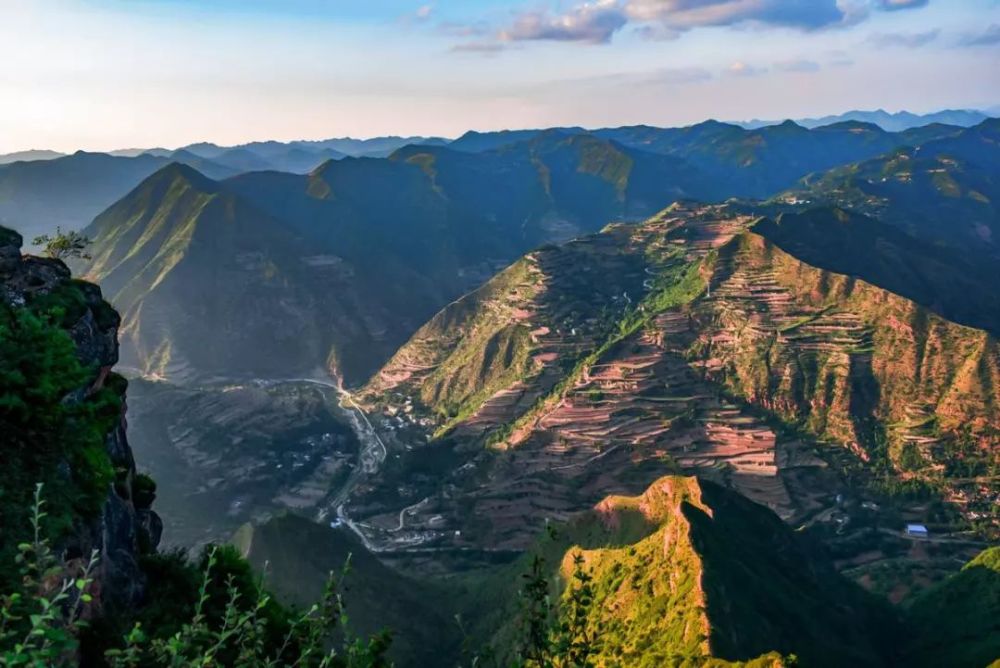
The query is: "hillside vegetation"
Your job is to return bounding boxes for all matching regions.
[904,546,1000,667]
[83,164,345,381]
[752,207,1000,335]
[536,476,895,667]
[73,118,1000,386]
[355,203,999,553]
[82,133,711,384]
[793,118,1000,258]
[234,514,459,667]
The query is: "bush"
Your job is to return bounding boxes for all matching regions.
[0,485,100,666]
[31,228,92,261]
[1,486,393,668]
[0,306,119,588]
[131,474,156,510]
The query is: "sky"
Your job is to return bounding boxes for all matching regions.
[1,0,999,152]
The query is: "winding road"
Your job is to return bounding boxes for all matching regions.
[278,376,389,550]
[390,497,430,533]
[287,376,387,473]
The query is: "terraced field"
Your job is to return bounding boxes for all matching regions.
[696,233,1000,460]
[354,203,1000,551]
[361,210,658,435]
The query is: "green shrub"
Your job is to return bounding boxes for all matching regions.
[0,305,119,588]
[31,228,92,261]
[1,486,392,668]
[0,485,100,667]
[131,474,157,510]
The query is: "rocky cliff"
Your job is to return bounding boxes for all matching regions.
[0,226,160,612]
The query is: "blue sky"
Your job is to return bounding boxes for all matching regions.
[1,0,998,152]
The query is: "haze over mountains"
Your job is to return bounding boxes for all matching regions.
[736,107,994,131]
[2,108,999,667]
[54,117,996,389]
[0,107,991,247]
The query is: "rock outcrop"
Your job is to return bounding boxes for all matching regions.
[0,226,160,611]
[549,476,896,667]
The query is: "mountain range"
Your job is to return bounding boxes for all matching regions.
[737,108,995,131]
[4,107,994,169]
[355,201,998,551]
[68,118,999,388]
[2,111,998,666]
[0,137,449,242]
[78,131,699,382]
[790,118,1000,258]
[0,151,236,243]
[2,112,992,245]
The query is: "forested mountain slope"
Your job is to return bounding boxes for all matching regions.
[792,118,1000,257]
[82,134,712,384]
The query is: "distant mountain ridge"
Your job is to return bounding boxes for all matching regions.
[4,116,992,244]
[737,108,994,131]
[0,151,237,243]
[4,107,993,168]
[450,118,967,198]
[788,117,1000,258]
[80,131,709,383]
[73,118,1000,387]
[0,149,66,165]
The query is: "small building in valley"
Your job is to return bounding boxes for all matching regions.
[905,523,929,538]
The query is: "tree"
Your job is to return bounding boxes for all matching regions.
[514,552,601,668]
[30,228,92,261]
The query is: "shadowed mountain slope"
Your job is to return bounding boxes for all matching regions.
[535,476,896,667]
[232,477,897,667]
[83,163,392,381]
[0,151,235,242]
[793,118,1000,257]
[903,546,1000,668]
[83,135,717,384]
[752,207,1000,336]
[234,514,459,668]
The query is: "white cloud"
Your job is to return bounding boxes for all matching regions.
[478,0,935,47]
[727,60,768,76]
[499,0,628,44]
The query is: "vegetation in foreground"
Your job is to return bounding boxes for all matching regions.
[0,303,122,591]
[0,486,391,668]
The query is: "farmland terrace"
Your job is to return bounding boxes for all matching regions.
[351,203,999,552]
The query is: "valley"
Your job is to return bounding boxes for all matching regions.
[107,188,997,594]
[3,112,999,667]
[124,377,362,547]
[4,0,1000,661]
